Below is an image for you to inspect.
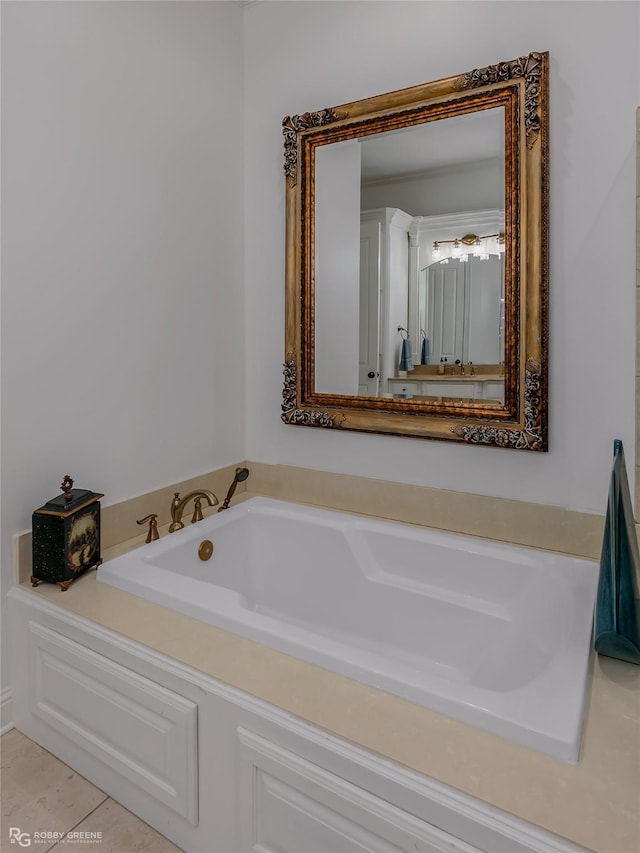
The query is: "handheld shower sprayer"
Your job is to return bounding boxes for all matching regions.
[218,467,250,512]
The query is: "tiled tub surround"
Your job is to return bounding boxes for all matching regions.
[10,463,640,852]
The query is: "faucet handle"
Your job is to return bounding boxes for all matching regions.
[136,513,159,543]
[191,498,204,524]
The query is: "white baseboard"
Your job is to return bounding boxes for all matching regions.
[1,687,14,734]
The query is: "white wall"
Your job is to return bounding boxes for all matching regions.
[1,1,245,696]
[244,0,638,514]
[315,140,361,395]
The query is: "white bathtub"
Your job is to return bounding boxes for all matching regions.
[97,497,599,762]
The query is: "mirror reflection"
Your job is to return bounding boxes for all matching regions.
[314,107,505,404]
[284,51,548,449]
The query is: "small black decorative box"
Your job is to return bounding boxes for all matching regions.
[32,475,104,591]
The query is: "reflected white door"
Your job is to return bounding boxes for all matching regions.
[426,261,466,365]
[422,256,504,366]
[466,255,503,364]
[359,219,381,395]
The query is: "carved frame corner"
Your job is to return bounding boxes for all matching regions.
[281,357,343,429]
[451,360,546,450]
[460,51,547,149]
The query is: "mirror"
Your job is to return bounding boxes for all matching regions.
[283,52,548,450]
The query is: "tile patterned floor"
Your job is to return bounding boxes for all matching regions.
[1,729,183,852]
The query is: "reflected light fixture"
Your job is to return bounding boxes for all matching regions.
[432,232,505,262]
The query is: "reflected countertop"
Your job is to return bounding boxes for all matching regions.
[389,373,504,382]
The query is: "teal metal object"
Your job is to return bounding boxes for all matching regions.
[594,440,640,664]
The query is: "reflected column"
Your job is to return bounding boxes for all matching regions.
[408,217,422,349]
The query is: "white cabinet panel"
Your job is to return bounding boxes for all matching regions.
[420,380,474,398]
[238,728,480,853]
[485,381,505,400]
[28,621,198,825]
[389,382,419,396]
[387,378,504,403]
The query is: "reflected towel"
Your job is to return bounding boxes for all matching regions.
[421,336,431,365]
[594,439,640,665]
[399,338,413,372]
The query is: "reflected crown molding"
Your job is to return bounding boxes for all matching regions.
[361,156,504,189]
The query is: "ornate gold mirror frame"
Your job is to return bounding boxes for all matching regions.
[283,52,548,450]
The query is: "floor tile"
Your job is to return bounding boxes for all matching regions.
[1,730,107,851]
[49,798,184,853]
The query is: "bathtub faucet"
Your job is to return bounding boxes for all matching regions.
[169,490,219,533]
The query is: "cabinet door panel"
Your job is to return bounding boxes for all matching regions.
[419,381,474,398]
[238,728,480,853]
[28,622,198,824]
